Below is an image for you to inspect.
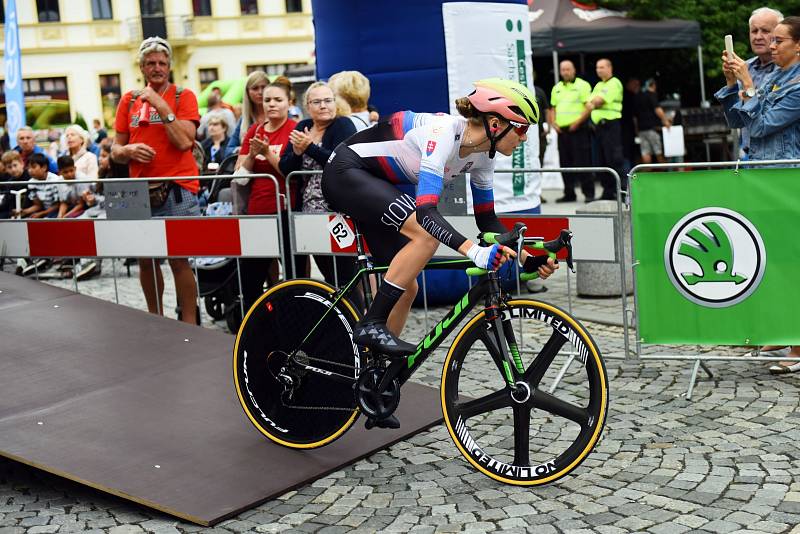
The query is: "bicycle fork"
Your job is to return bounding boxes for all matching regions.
[484,276,531,404]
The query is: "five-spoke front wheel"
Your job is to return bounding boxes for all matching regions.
[441,299,608,485]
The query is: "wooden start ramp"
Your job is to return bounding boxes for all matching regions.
[0,272,442,526]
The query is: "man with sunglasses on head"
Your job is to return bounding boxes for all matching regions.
[322,80,558,428]
[111,36,201,325]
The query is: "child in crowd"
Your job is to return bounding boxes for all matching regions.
[78,144,109,219]
[97,143,112,179]
[0,151,30,219]
[14,153,64,219]
[56,155,93,218]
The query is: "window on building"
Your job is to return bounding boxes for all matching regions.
[1,76,71,128]
[36,0,60,22]
[99,74,121,128]
[240,0,258,15]
[246,63,306,76]
[285,0,302,13]
[1,1,5,25]
[140,0,164,16]
[193,0,212,16]
[91,0,113,20]
[199,68,219,91]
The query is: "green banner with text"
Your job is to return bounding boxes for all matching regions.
[631,168,800,345]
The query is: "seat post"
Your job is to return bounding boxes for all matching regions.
[351,220,374,309]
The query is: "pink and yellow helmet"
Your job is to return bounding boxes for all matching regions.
[467,78,540,125]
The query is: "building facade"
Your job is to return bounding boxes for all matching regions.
[0,0,314,130]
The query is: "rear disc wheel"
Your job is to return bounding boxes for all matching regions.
[233,279,364,448]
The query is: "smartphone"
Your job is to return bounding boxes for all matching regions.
[725,34,734,58]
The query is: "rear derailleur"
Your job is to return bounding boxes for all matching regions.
[267,350,309,403]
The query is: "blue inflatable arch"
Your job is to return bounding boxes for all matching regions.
[312,0,527,304]
[312,0,527,115]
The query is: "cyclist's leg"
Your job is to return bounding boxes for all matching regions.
[382,216,440,333]
[323,152,435,354]
[353,220,438,355]
[356,219,433,336]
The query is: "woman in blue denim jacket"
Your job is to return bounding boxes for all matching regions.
[716,16,800,162]
[717,16,800,373]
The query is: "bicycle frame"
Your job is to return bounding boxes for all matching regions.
[292,231,517,393]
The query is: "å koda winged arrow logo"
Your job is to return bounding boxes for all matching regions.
[677,221,747,286]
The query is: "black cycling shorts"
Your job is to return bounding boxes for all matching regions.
[322,144,416,266]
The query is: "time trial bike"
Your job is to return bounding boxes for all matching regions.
[233,221,608,485]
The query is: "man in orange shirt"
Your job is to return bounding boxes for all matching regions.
[111,36,201,324]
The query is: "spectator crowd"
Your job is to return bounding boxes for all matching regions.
[0,35,380,327]
[2,8,799,369]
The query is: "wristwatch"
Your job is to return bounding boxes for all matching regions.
[163,113,176,124]
[745,87,757,98]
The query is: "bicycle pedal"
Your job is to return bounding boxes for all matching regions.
[365,414,400,430]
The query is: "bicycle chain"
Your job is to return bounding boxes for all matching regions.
[279,401,354,412]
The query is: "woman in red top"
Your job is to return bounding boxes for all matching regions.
[236,77,303,309]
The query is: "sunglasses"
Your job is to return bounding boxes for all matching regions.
[509,120,529,136]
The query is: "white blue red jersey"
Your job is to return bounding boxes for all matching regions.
[344,111,496,214]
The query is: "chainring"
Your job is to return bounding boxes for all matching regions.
[354,366,400,420]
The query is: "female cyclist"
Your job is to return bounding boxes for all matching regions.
[322,78,558,357]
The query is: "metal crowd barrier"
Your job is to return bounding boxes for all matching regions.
[629,159,800,398]
[1,167,631,365]
[0,173,281,325]
[284,167,633,360]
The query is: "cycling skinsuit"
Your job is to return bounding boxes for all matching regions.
[322,111,506,265]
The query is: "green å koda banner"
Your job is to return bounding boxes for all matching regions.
[631,168,800,345]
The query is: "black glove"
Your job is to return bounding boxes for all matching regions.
[523,254,551,273]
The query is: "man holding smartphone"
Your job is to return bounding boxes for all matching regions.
[715,7,783,157]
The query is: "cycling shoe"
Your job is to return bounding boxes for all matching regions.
[365,414,401,430]
[354,321,416,359]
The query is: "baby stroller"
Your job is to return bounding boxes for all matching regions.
[191,256,241,332]
[191,153,243,332]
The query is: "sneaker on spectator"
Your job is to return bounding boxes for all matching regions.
[15,258,29,276]
[76,260,101,281]
[22,258,50,277]
[58,259,75,271]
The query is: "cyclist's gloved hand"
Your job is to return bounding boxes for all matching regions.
[467,243,507,270]
[523,254,550,273]
[524,254,559,279]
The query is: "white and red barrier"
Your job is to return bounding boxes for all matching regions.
[0,217,280,258]
[292,214,618,262]
[1,212,619,264]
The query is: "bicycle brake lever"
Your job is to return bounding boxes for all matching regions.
[560,230,575,273]
[516,224,527,269]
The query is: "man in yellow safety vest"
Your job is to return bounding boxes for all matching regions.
[577,58,626,200]
[548,60,595,203]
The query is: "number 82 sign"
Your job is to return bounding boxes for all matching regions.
[327,214,358,252]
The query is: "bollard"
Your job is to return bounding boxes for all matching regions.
[575,200,633,297]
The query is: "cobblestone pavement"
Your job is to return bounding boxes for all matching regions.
[2,259,800,534]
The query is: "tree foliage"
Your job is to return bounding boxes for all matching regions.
[597,0,800,81]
